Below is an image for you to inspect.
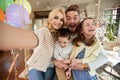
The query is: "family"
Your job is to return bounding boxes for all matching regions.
[0,4,108,80]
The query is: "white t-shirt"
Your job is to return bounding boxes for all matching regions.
[54,41,73,60]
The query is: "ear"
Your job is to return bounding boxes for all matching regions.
[48,19,51,23]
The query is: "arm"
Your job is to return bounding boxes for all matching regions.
[53,43,69,69]
[53,59,69,69]
[81,41,101,64]
[54,42,63,60]
[71,47,108,71]
[87,47,108,70]
[70,40,104,70]
[0,22,38,50]
[70,42,101,67]
[65,68,71,79]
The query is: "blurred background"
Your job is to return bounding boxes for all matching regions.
[0,0,120,80]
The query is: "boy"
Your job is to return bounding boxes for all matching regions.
[54,28,73,80]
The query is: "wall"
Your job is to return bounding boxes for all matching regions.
[86,0,120,18]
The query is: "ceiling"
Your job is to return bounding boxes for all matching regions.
[28,0,97,18]
[27,0,96,11]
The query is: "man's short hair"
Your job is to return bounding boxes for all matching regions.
[65,4,80,14]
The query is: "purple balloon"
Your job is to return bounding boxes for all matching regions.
[6,4,30,28]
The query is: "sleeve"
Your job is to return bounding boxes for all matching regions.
[81,40,102,63]
[33,27,47,52]
[34,28,44,46]
[70,46,77,59]
[88,47,108,70]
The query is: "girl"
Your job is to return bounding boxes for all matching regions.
[68,17,102,80]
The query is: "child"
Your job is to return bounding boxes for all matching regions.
[66,17,102,80]
[54,28,73,80]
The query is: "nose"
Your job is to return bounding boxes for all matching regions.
[90,25,95,30]
[60,43,65,48]
[69,19,74,23]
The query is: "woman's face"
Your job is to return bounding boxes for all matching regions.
[51,12,64,30]
[81,19,96,38]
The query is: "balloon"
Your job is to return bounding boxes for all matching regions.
[0,8,5,22]
[15,0,32,14]
[0,0,13,12]
[6,4,30,28]
[5,20,18,28]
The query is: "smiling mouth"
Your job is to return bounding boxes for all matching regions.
[88,30,95,32]
[69,24,76,28]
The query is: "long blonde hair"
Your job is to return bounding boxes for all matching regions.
[46,7,66,32]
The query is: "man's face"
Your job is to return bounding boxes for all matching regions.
[66,11,80,32]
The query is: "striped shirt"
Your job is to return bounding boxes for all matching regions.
[27,27,54,72]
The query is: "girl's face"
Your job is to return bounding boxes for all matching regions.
[57,37,69,48]
[81,19,96,38]
[51,12,64,30]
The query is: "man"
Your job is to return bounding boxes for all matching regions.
[54,4,108,74]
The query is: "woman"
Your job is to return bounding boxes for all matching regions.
[0,7,66,80]
[27,7,66,80]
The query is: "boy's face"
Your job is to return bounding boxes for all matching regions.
[57,37,69,48]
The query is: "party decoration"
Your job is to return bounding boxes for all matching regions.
[0,0,13,12]
[0,8,5,22]
[6,21,18,28]
[15,0,32,14]
[6,4,30,28]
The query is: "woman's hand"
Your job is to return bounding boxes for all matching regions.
[63,59,70,64]
[70,63,84,70]
[70,59,82,67]
[53,59,69,69]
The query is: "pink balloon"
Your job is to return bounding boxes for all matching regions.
[6,4,30,28]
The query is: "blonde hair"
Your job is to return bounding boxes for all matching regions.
[46,7,66,32]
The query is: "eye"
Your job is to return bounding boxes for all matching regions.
[64,42,67,44]
[74,17,78,20]
[54,16,59,20]
[74,16,79,20]
[67,17,71,20]
[60,18,64,22]
[58,41,61,43]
